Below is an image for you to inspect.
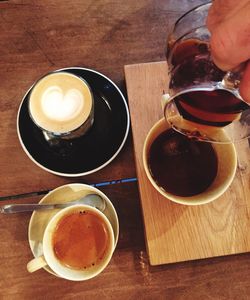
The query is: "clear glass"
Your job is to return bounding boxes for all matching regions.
[163,2,250,143]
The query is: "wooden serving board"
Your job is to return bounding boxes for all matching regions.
[124,61,250,266]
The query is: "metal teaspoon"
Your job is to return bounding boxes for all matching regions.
[0,193,106,214]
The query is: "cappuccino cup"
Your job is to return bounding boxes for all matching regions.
[28,72,94,141]
[27,204,115,281]
[143,119,237,205]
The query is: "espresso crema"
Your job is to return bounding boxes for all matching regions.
[29,72,93,134]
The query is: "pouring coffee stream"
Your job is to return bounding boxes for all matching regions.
[0,194,106,214]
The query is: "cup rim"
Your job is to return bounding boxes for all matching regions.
[166,2,211,64]
[173,2,212,31]
[143,118,237,206]
[28,71,94,135]
[42,203,115,281]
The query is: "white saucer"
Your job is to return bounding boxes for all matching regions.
[28,183,119,276]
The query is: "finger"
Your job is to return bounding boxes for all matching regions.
[209,2,250,71]
[240,61,250,103]
[207,0,249,30]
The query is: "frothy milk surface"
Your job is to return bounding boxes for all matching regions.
[29,72,92,133]
[42,86,84,121]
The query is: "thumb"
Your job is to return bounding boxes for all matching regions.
[240,61,250,103]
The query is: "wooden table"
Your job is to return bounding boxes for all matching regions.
[0,1,249,299]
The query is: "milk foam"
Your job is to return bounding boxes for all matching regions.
[41,86,84,121]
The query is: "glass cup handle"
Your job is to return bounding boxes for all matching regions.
[221,63,246,90]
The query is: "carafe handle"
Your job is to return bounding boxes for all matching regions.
[221,63,246,90]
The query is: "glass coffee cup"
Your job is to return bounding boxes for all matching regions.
[28,71,94,144]
[162,2,250,143]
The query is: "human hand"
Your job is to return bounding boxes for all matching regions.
[207,0,250,102]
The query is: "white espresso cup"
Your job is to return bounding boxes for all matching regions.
[28,71,94,141]
[27,204,115,281]
[143,118,237,205]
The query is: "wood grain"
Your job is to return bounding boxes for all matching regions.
[125,61,250,266]
[3,1,250,298]
[0,0,208,197]
[1,182,250,300]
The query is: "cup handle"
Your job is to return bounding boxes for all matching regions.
[27,255,47,273]
[221,63,246,90]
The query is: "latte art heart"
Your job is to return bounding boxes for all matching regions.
[29,72,93,134]
[41,86,84,121]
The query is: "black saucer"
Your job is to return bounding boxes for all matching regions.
[17,67,130,176]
